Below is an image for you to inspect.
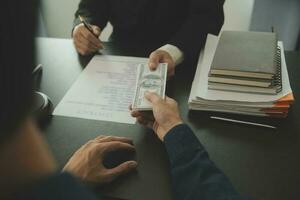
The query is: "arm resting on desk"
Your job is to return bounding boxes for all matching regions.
[164,124,250,200]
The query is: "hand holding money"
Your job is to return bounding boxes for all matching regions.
[132,63,168,111]
[130,92,183,141]
[149,50,176,79]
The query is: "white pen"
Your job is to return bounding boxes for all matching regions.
[32,64,43,75]
[210,116,277,129]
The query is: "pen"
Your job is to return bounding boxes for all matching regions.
[210,116,277,129]
[32,64,43,76]
[79,15,99,38]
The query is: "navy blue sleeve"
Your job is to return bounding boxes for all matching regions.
[164,124,251,200]
[12,173,101,200]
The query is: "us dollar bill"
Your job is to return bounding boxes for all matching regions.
[132,63,168,111]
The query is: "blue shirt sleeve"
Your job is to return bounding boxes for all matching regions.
[164,124,251,200]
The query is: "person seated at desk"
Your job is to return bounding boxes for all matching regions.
[1,2,137,199]
[1,1,249,200]
[130,92,253,200]
[72,0,225,78]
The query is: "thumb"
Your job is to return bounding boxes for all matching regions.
[107,161,137,180]
[92,26,101,37]
[145,92,161,104]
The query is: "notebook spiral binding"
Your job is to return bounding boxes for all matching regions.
[273,46,282,93]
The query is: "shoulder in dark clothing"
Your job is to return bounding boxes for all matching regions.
[11,173,99,200]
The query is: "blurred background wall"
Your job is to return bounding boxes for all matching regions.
[250,0,300,51]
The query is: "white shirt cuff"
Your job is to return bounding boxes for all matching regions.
[158,44,184,66]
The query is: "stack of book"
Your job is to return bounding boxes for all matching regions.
[209,31,282,95]
[188,31,294,117]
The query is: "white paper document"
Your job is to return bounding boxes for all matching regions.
[53,55,148,124]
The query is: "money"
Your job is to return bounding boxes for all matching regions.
[132,63,168,111]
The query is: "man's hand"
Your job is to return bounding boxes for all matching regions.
[73,23,103,56]
[148,50,175,79]
[130,92,183,141]
[63,136,137,184]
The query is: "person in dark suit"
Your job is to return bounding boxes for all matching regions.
[1,1,137,199]
[73,0,225,78]
[1,1,250,200]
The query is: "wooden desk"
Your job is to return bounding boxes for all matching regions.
[36,37,300,200]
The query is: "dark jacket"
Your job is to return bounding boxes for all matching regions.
[74,0,225,60]
[164,124,251,200]
[14,124,250,200]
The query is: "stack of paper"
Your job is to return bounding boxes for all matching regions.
[188,34,294,117]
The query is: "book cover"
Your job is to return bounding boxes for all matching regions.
[210,31,278,78]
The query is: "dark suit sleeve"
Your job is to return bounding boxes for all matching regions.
[74,0,109,30]
[168,0,225,61]
[164,124,251,200]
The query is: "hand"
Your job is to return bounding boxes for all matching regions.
[73,23,103,56]
[130,92,183,141]
[63,136,137,184]
[148,50,175,79]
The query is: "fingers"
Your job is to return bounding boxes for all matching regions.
[80,28,102,49]
[92,25,101,36]
[74,36,97,55]
[130,110,141,118]
[94,136,133,144]
[144,91,162,104]
[130,105,153,119]
[105,160,137,181]
[165,96,177,104]
[149,51,163,70]
[148,50,176,80]
[142,93,177,109]
[130,103,153,119]
[137,116,154,129]
[102,141,135,153]
[131,111,154,128]
[130,108,155,129]
[78,33,99,50]
[75,37,98,55]
[131,110,154,121]
[73,24,102,55]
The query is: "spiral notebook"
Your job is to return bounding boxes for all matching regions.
[208,31,282,94]
[188,34,294,118]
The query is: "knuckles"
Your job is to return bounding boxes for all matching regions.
[112,142,123,149]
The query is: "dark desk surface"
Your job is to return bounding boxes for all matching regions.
[36,37,300,200]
